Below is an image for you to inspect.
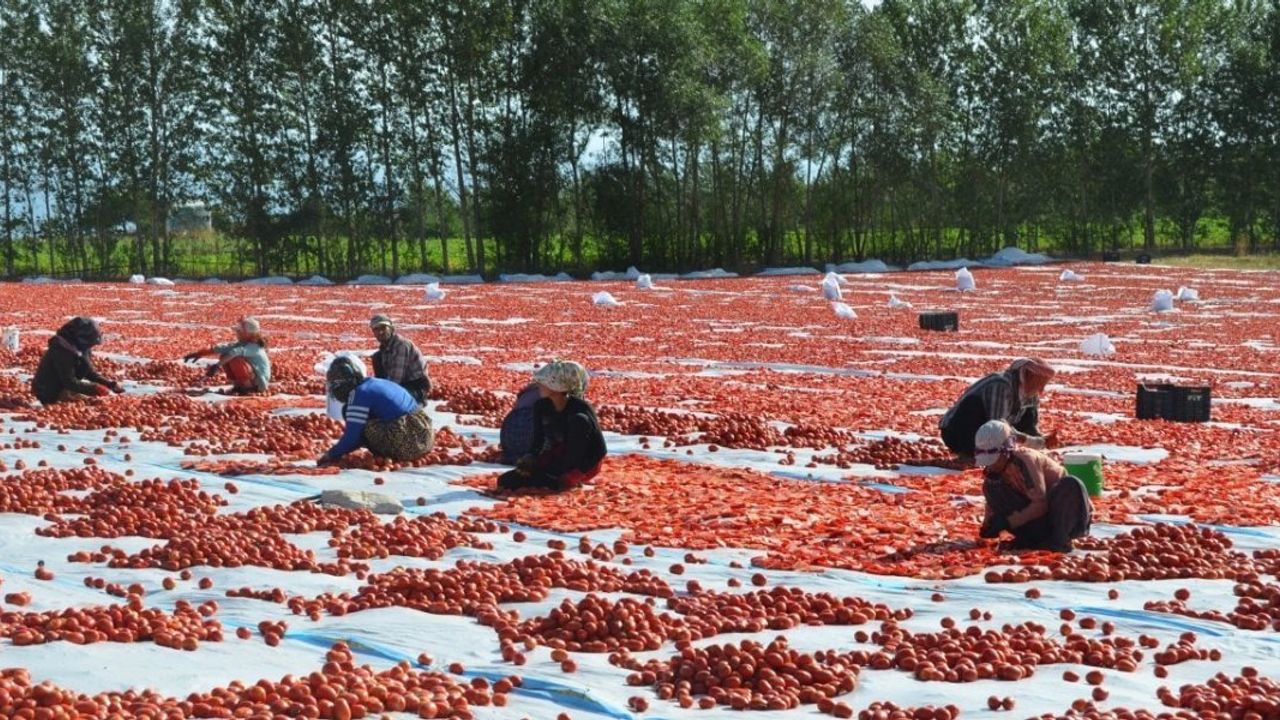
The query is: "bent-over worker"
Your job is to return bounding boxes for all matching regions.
[318,356,434,465]
[32,317,123,404]
[975,420,1091,553]
[940,357,1056,458]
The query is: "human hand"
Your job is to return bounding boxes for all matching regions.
[316,454,335,467]
[1023,435,1047,451]
[92,384,111,397]
[979,514,1010,539]
[108,381,125,394]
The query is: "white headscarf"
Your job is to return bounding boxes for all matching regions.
[974,419,1015,468]
[533,360,589,399]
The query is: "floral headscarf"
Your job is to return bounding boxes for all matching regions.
[533,360,589,399]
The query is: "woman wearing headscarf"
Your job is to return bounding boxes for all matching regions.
[182,317,271,394]
[974,420,1092,553]
[497,360,606,491]
[316,356,434,465]
[939,357,1057,459]
[32,317,124,404]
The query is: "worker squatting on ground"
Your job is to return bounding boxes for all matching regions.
[939,357,1058,460]
[975,420,1092,553]
[317,356,435,466]
[369,314,431,405]
[31,317,124,405]
[181,317,272,394]
[497,360,607,492]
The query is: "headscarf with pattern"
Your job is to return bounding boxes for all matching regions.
[533,360,589,399]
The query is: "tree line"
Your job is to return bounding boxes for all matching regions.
[1,0,1279,280]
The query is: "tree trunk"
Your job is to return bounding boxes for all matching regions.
[446,74,475,273]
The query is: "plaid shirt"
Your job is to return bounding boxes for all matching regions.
[940,367,1036,431]
[372,333,426,385]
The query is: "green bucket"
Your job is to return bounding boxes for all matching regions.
[1064,453,1104,497]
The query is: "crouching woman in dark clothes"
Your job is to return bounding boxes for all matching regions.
[974,420,1092,554]
[497,360,606,491]
[32,317,124,404]
[939,357,1057,461]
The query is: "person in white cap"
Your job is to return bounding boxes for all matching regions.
[974,419,1092,553]
[497,359,605,491]
[369,314,430,404]
[182,316,271,394]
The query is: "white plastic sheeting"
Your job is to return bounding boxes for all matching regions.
[821,274,844,301]
[348,275,393,285]
[592,291,622,307]
[1079,333,1116,356]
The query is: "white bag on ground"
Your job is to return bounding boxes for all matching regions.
[128,274,146,284]
[1176,286,1200,301]
[888,294,912,309]
[790,284,816,293]
[1151,289,1175,312]
[1080,333,1115,356]
[636,274,654,289]
[955,267,976,292]
[1059,269,1083,282]
[147,277,175,286]
[821,274,843,301]
[592,291,621,307]
[832,302,857,320]
[425,282,446,301]
[2,327,18,352]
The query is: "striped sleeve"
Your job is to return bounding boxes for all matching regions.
[327,399,371,458]
[979,376,1015,423]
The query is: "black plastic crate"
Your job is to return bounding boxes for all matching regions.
[919,311,959,332]
[1102,251,1121,262]
[1135,253,1152,264]
[1136,383,1210,422]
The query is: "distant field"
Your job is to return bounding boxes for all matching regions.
[1156,254,1280,271]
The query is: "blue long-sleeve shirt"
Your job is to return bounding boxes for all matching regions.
[326,378,419,459]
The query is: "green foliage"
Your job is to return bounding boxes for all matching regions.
[2,0,1280,280]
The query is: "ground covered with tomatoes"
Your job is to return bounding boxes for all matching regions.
[0,263,1277,720]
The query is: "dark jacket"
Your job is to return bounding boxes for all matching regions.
[32,319,109,404]
[500,383,544,464]
[527,396,607,476]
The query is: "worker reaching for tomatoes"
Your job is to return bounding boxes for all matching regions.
[31,316,125,404]
[317,355,434,466]
[182,317,271,395]
[975,420,1092,553]
[497,360,606,492]
[939,357,1058,462]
